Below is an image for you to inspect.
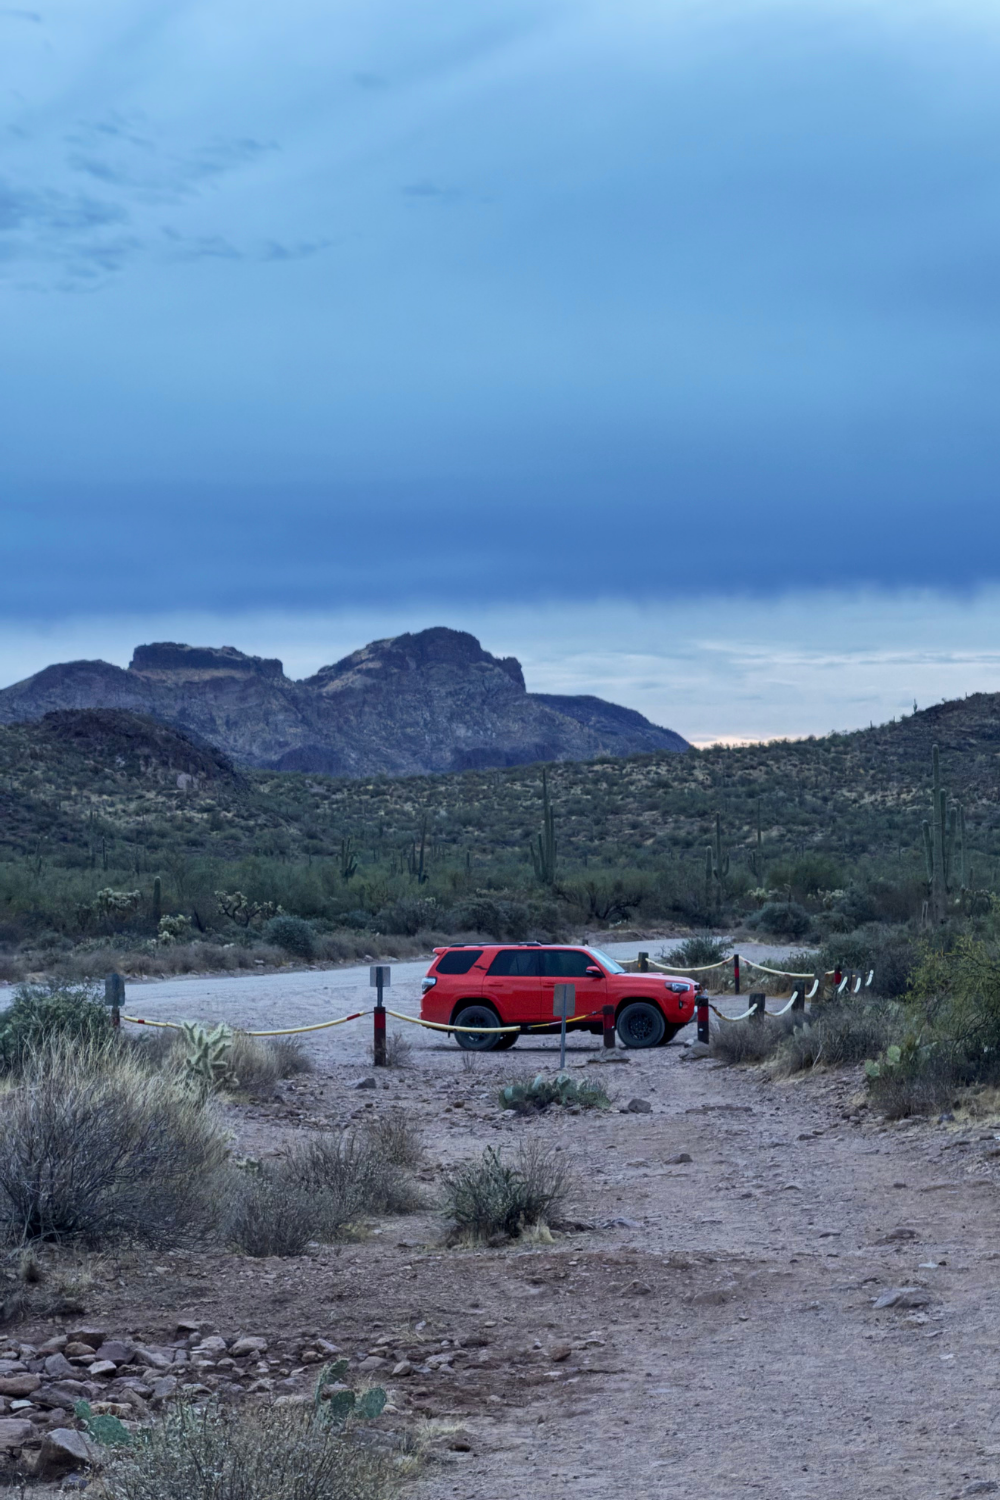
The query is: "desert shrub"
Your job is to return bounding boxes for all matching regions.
[101,1398,397,1500]
[372,898,440,936]
[820,924,920,999]
[0,1042,227,1245]
[709,1013,797,1066]
[661,934,731,968]
[364,1109,423,1169]
[442,1141,568,1242]
[370,1029,412,1069]
[746,902,812,940]
[771,1000,903,1075]
[263,915,316,958]
[451,897,530,941]
[0,983,112,1074]
[222,1169,321,1258]
[268,1035,314,1075]
[225,1128,421,1256]
[498,1070,610,1113]
[228,1032,282,1095]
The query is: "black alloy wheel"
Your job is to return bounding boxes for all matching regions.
[616,1001,667,1049]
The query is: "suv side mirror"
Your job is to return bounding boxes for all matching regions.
[585,966,602,977]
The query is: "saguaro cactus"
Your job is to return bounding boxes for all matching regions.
[706,812,730,911]
[530,768,557,886]
[921,744,965,922]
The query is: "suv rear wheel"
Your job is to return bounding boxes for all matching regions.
[453,1004,506,1051]
[616,1001,666,1049]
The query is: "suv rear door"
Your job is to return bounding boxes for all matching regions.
[540,948,608,1020]
[482,948,544,1023]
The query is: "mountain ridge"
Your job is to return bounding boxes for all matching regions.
[0,626,688,776]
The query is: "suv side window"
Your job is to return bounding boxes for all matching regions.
[541,950,597,977]
[435,950,484,975]
[486,949,541,977]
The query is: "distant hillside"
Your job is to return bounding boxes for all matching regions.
[2,690,998,893]
[0,627,688,776]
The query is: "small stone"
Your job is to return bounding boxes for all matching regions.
[87,1361,117,1380]
[315,1340,341,1356]
[65,1344,98,1360]
[66,1328,106,1350]
[245,1378,274,1394]
[44,1353,75,1380]
[358,1356,388,1373]
[0,1417,34,1449]
[35,1427,95,1480]
[38,1337,69,1355]
[623,1279,653,1296]
[193,1336,228,1357]
[549,1345,573,1362]
[300,1350,322,1364]
[681,1041,711,1061]
[665,1152,692,1165]
[230,1337,268,1358]
[391,1361,413,1377]
[0,1374,41,1397]
[133,1346,173,1371]
[150,1376,178,1402]
[94,1342,133,1366]
[964,1484,999,1495]
[873,1287,932,1310]
[351,1077,377,1090]
[625,1098,653,1114]
[174,1320,202,1335]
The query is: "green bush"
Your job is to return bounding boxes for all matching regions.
[372,898,439,936]
[709,1014,797,1066]
[746,902,812,939]
[661,934,731,968]
[442,1141,568,1242]
[101,1399,397,1500]
[451,896,530,940]
[498,1071,610,1113]
[821,924,920,999]
[771,1000,903,1075]
[263,915,316,958]
[0,1042,227,1245]
[0,983,112,1074]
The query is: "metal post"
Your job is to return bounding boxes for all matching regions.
[637,951,648,972]
[749,992,766,1019]
[733,953,741,994]
[791,987,805,1012]
[602,1005,616,1049]
[553,983,574,1071]
[696,992,710,1045]
[105,971,123,1030]
[833,967,842,988]
[370,964,390,1067]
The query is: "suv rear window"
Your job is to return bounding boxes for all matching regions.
[435,949,484,975]
[486,949,541,977]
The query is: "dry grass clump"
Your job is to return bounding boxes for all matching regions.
[770,1000,903,1076]
[365,1108,424,1169]
[224,1122,422,1258]
[0,1041,227,1247]
[101,1399,400,1500]
[709,1013,798,1066]
[442,1141,569,1243]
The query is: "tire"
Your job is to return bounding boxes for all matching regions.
[655,1023,683,1047]
[495,1030,520,1050]
[616,1001,667,1049]
[453,1004,505,1052]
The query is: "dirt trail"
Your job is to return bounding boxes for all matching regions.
[7,951,992,1500]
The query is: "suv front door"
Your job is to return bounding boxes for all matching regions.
[540,949,607,1022]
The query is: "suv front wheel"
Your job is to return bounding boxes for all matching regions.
[616,1001,666,1049]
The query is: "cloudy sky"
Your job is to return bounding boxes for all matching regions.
[3,0,1000,743]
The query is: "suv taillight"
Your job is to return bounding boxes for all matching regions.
[421,977,437,994]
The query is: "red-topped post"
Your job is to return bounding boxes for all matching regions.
[733,953,741,995]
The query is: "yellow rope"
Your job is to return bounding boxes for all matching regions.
[121,1009,369,1037]
[386,1009,521,1035]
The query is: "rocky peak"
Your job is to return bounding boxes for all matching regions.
[307,627,525,692]
[129,643,285,680]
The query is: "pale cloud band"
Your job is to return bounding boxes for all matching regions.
[2,589,997,746]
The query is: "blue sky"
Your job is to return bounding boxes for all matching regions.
[3,0,1000,740]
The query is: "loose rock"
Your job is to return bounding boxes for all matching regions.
[34,1427,95,1480]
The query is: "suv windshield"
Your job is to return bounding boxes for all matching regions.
[586,947,624,974]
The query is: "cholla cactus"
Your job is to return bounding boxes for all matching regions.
[157,913,191,945]
[180,1020,233,1095]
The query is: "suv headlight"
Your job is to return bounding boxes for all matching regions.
[421,977,437,994]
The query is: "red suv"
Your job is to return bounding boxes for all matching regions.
[420,944,698,1050]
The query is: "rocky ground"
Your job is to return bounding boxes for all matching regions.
[3,979,1000,1499]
